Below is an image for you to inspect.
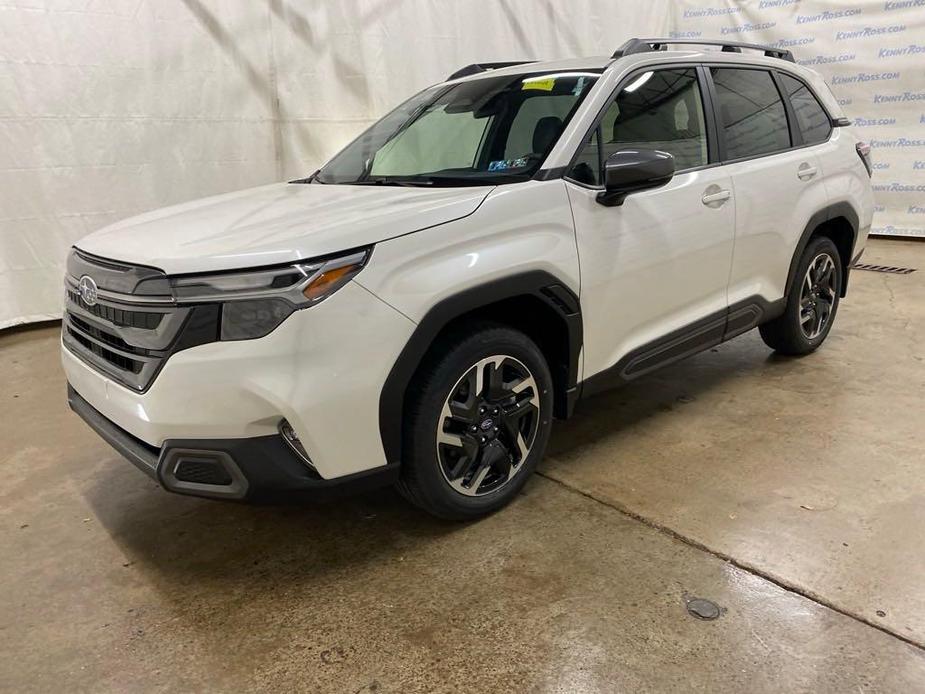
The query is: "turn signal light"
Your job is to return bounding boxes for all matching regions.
[302,260,365,301]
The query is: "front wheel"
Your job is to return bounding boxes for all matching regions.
[397,324,554,520]
[760,236,842,355]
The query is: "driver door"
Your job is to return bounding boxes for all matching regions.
[565,66,736,387]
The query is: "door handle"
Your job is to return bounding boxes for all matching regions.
[797,163,818,180]
[701,189,731,206]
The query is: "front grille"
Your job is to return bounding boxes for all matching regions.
[66,289,164,329]
[62,250,219,392]
[64,297,167,390]
[67,325,144,374]
[69,314,149,355]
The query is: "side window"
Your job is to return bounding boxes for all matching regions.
[711,68,790,159]
[568,67,708,184]
[569,128,601,185]
[779,73,832,145]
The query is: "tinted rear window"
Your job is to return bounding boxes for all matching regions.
[779,73,832,145]
[711,68,790,160]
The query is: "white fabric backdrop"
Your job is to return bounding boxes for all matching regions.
[668,0,925,239]
[1,0,921,329]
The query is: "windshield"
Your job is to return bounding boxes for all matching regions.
[314,71,600,186]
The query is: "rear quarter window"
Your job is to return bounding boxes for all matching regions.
[779,73,832,146]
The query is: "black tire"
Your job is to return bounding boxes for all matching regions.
[759,236,842,355]
[396,323,554,520]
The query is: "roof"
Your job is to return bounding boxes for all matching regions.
[445,38,801,84]
[442,48,842,120]
[447,56,614,82]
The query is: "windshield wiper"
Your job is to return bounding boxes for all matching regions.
[289,169,322,184]
[345,177,432,187]
[417,174,529,186]
[334,173,527,187]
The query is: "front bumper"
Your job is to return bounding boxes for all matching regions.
[61,281,416,480]
[68,385,398,500]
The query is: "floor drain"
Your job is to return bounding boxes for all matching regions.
[686,597,721,621]
[853,263,916,275]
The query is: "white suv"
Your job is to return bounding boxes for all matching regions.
[63,39,873,519]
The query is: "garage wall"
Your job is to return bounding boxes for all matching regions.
[1,0,921,330]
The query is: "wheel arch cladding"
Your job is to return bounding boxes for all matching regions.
[787,202,859,299]
[378,271,582,466]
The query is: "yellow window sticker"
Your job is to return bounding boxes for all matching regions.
[522,78,555,92]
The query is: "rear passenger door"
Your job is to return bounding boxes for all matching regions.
[708,66,831,307]
[564,66,736,384]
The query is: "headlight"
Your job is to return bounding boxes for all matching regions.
[169,249,370,340]
[219,299,294,341]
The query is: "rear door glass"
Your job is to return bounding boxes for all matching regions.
[711,68,790,160]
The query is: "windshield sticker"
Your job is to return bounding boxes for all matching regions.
[488,157,529,171]
[572,76,586,96]
[522,77,555,92]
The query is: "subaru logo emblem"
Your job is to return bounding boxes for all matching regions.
[77,275,98,307]
[480,418,494,431]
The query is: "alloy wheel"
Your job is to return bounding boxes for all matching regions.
[435,355,540,497]
[800,252,837,340]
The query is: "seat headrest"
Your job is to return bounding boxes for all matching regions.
[532,116,563,154]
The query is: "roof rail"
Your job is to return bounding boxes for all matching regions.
[447,61,536,81]
[612,38,795,63]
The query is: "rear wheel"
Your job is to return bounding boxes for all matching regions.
[397,324,553,520]
[760,236,842,355]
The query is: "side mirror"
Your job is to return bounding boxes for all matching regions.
[596,148,675,207]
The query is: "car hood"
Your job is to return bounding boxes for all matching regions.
[75,182,492,274]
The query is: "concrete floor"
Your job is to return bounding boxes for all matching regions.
[1,237,924,692]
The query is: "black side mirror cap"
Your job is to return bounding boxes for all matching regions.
[596,148,675,207]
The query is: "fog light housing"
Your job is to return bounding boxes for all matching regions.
[279,419,316,472]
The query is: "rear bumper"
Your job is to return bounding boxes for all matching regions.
[68,384,399,501]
